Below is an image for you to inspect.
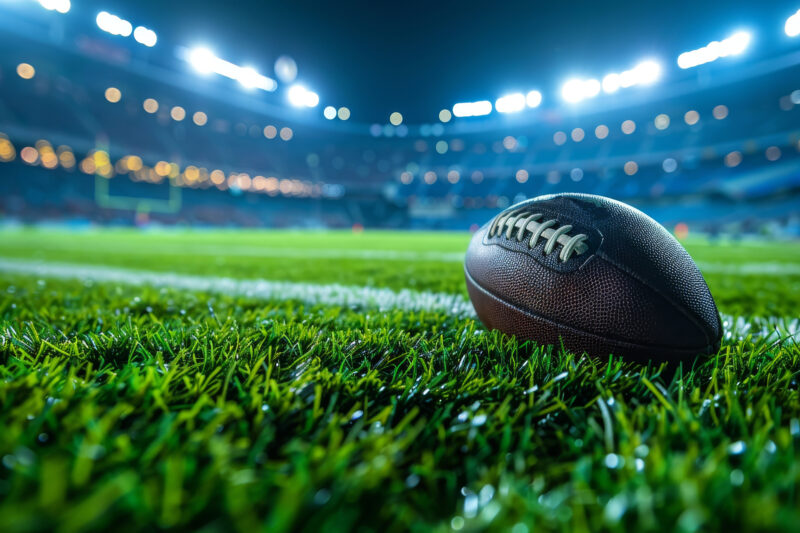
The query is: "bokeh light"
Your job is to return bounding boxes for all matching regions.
[725,151,742,167]
[143,98,159,113]
[193,111,208,126]
[17,63,35,80]
[621,120,636,134]
[170,106,186,121]
[105,87,122,103]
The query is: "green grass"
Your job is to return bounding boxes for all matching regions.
[0,228,799,532]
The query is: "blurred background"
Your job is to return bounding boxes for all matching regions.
[1,0,799,237]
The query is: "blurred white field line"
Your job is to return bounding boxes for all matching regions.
[4,240,800,274]
[9,242,467,263]
[0,258,796,345]
[0,258,474,317]
[695,261,800,276]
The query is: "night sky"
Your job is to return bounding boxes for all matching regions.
[77,0,800,121]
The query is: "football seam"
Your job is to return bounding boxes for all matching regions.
[464,266,712,354]
[595,250,717,348]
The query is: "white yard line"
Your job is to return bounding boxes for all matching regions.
[0,258,796,343]
[0,258,476,317]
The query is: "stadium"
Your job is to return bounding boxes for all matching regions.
[0,0,799,531]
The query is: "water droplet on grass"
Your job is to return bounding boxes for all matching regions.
[604,453,622,468]
[728,441,746,455]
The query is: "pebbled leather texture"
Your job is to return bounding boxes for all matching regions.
[464,193,722,362]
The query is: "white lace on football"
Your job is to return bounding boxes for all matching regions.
[488,207,589,262]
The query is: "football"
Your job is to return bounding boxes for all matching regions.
[464,193,722,362]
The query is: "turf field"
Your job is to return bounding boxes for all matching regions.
[0,228,799,532]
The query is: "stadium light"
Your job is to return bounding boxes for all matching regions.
[187,47,277,92]
[37,0,70,13]
[526,90,542,108]
[495,93,526,113]
[133,26,157,47]
[677,31,751,69]
[786,10,800,37]
[561,78,601,103]
[96,11,133,37]
[452,100,492,117]
[287,84,320,108]
[602,60,661,93]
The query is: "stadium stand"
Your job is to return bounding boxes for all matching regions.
[1,3,799,235]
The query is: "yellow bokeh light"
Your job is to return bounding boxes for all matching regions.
[80,158,96,174]
[210,169,225,184]
[41,150,58,169]
[184,165,200,182]
[155,161,170,176]
[57,146,75,169]
[0,137,16,162]
[193,111,208,126]
[105,87,122,103]
[170,106,186,121]
[17,63,35,80]
[126,155,143,172]
[439,109,452,123]
[143,98,159,113]
[337,107,350,120]
[97,164,114,178]
[265,177,278,195]
[389,112,403,126]
[93,150,110,168]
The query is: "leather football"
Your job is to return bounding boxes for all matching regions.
[464,193,722,362]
